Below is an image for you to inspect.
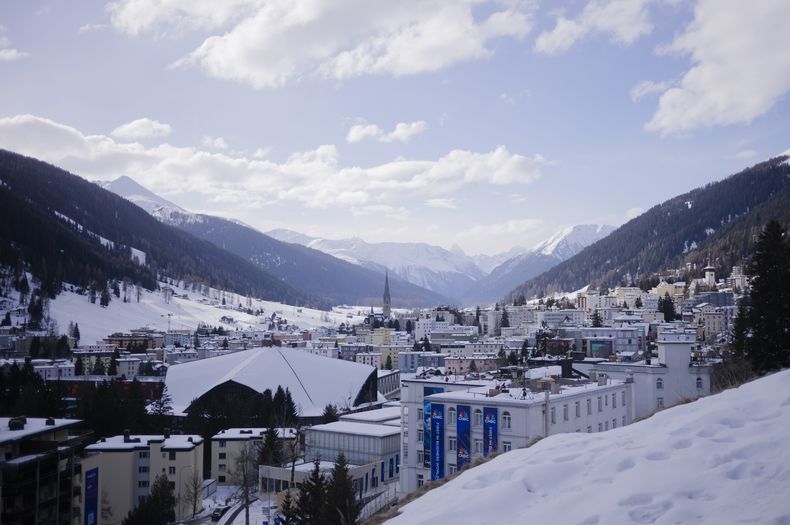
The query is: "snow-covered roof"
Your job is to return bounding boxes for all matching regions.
[340,406,401,423]
[212,428,297,440]
[165,347,376,417]
[86,434,202,451]
[0,417,81,444]
[387,370,790,525]
[307,421,400,438]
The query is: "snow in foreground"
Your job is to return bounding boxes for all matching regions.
[387,370,790,525]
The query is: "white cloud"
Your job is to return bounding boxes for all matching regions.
[646,0,790,135]
[0,36,28,62]
[109,0,534,88]
[346,120,427,143]
[78,23,109,34]
[733,149,757,160]
[201,136,228,149]
[425,198,456,209]
[110,118,172,140]
[535,0,652,55]
[456,219,545,247]
[253,146,273,158]
[629,80,671,102]
[0,114,547,210]
[625,207,644,219]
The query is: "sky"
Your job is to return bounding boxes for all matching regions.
[0,0,789,255]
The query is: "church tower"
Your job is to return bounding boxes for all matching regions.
[383,272,392,318]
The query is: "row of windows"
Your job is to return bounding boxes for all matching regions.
[418,408,513,430]
[550,392,625,424]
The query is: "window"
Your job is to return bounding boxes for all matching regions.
[168,466,176,475]
[448,407,456,424]
[622,416,626,427]
[417,450,424,464]
[587,426,592,433]
[137,480,148,488]
[449,437,457,451]
[138,451,149,459]
[417,408,423,421]
[168,451,176,461]
[503,412,512,429]
[696,377,703,390]
[550,407,556,425]
[138,466,148,474]
[622,391,626,406]
[612,393,617,409]
[418,429,423,442]
[604,421,609,430]
[563,404,569,421]
[605,395,608,407]
[448,465,457,475]
[474,439,483,454]
[417,474,424,488]
[575,401,580,418]
[219,440,227,448]
[612,418,617,429]
[598,423,603,432]
[597,397,603,412]
[219,476,226,483]
[587,398,592,415]
[396,454,400,474]
[218,464,226,473]
[503,441,512,452]
[657,397,664,408]
[656,378,664,390]
[474,409,483,426]
[219,453,226,460]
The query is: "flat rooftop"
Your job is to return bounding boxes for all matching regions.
[308,421,400,438]
[212,428,296,440]
[86,434,202,451]
[0,417,82,445]
[340,406,401,423]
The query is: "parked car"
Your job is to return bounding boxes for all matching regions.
[211,506,231,521]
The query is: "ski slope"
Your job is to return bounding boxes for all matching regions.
[387,370,790,525]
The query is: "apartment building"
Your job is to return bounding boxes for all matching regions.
[211,428,297,484]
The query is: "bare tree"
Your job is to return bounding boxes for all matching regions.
[183,469,202,519]
[231,442,258,525]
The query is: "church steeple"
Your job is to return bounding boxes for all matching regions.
[383,271,391,318]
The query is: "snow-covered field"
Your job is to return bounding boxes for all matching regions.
[37,283,366,345]
[387,370,790,525]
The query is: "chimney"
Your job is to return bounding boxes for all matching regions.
[123,429,131,442]
[45,417,55,426]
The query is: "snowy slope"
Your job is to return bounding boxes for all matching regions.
[44,283,365,346]
[461,224,614,304]
[98,176,185,215]
[387,370,790,525]
[267,230,485,300]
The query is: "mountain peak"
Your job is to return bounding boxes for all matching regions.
[100,176,184,214]
[532,224,616,259]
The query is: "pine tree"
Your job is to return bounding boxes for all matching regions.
[108,350,119,376]
[745,220,790,372]
[591,309,603,328]
[1,311,10,326]
[321,405,339,424]
[500,308,510,328]
[259,425,285,466]
[74,356,84,376]
[91,357,106,375]
[73,322,81,343]
[280,490,297,525]
[122,474,175,525]
[634,296,643,309]
[294,459,327,525]
[385,354,393,370]
[325,453,360,525]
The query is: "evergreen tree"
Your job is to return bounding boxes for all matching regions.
[468,359,478,373]
[405,319,413,333]
[74,356,84,376]
[122,474,175,525]
[1,311,10,326]
[500,308,510,328]
[508,350,518,365]
[385,354,393,370]
[259,425,285,466]
[730,298,750,358]
[91,357,106,375]
[321,404,339,424]
[280,490,297,525]
[108,350,119,376]
[325,452,360,525]
[634,296,643,308]
[100,286,111,307]
[591,310,603,328]
[745,220,790,372]
[660,292,676,322]
[294,459,327,525]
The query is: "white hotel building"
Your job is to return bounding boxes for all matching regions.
[400,371,634,495]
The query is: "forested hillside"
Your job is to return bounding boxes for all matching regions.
[0,150,318,306]
[507,156,790,300]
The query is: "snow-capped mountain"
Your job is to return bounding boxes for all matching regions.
[268,230,485,300]
[102,177,448,307]
[469,245,528,274]
[461,224,615,304]
[386,370,790,525]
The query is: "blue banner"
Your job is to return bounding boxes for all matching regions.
[456,404,470,471]
[430,403,445,480]
[483,407,498,456]
[84,467,98,525]
[423,387,443,468]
